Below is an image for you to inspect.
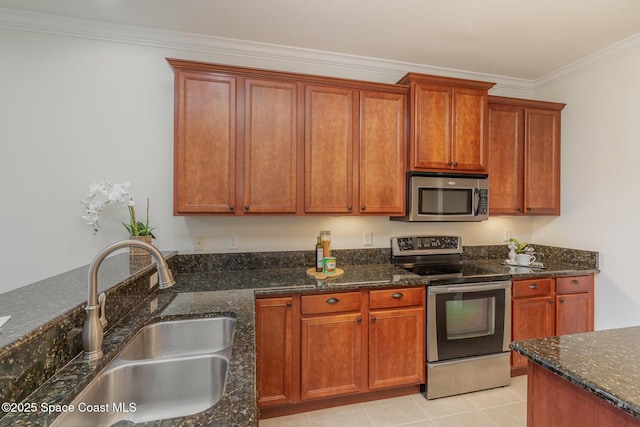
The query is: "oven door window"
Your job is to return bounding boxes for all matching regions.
[418,188,472,216]
[433,289,506,361]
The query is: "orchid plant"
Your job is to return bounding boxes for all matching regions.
[508,238,528,254]
[81,179,155,237]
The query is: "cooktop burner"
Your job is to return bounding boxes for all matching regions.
[391,235,509,285]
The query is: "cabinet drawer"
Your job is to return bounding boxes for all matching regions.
[512,278,553,298]
[369,287,424,310]
[301,292,362,315]
[556,275,593,294]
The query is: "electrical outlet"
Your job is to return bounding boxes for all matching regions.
[194,236,204,251]
[229,235,239,250]
[363,231,373,246]
[149,272,158,289]
[149,297,158,313]
[503,229,511,242]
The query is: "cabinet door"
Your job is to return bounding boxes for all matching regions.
[359,90,406,215]
[451,87,488,172]
[256,297,294,407]
[411,83,451,170]
[556,293,594,336]
[304,85,357,213]
[524,108,561,214]
[300,313,365,400]
[174,72,236,214]
[243,79,300,214]
[512,296,555,369]
[488,103,525,214]
[369,307,425,390]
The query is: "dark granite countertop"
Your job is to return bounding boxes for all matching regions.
[510,327,640,420]
[467,258,599,279]
[0,247,599,427]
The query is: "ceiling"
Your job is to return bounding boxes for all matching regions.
[1,0,640,80]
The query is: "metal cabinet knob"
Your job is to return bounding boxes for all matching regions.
[244,205,249,210]
[325,297,339,304]
[229,205,235,210]
[361,205,366,211]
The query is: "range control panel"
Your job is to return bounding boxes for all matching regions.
[391,236,461,255]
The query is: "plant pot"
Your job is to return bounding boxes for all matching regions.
[129,235,153,256]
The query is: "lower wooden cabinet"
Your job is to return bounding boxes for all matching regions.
[511,274,594,373]
[368,287,425,390]
[300,312,365,400]
[256,287,425,411]
[511,282,555,370]
[255,297,294,407]
[556,275,594,335]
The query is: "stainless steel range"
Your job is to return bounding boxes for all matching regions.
[391,235,512,399]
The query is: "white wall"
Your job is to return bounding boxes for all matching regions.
[532,46,640,329]
[0,26,535,294]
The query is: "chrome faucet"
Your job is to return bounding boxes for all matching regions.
[82,239,176,361]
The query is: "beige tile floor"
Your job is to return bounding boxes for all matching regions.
[259,376,527,427]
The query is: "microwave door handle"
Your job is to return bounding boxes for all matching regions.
[473,188,481,216]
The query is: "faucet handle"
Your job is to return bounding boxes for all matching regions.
[98,292,107,329]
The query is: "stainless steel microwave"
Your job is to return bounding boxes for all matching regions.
[391,173,489,222]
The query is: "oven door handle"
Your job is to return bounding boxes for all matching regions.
[429,282,511,294]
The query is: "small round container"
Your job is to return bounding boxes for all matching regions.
[323,256,337,274]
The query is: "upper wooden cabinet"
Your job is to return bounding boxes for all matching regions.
[358,91,407,215]
[171,60,302,215]
[304,85,357,214]
[243,79,301,214]
[398,73,495,173]
[169,59,407,216]
[488,96,565,215]
[304,87,407,215]
[173,71,237,214]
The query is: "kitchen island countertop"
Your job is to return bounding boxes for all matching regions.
[511,327,640,420]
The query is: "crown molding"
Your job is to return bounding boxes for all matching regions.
[0,8,534,94]
[534,32,640,92]
[5,8,639,97]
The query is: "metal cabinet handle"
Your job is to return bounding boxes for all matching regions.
[559,298,565,303]
[356,318,362,324]
[347,205,353,210]
[528,284,539,289]
[361,205,366,211]
[453,162,458,167]
[371,316,377,323]
[325,297,339,305]
[548,300,554,304]
[447,161,453,166]
[391,292,404,299]
[527,207,532,211]
[571,279,580,285]
[244,205,249,210]
[286,302,292,308]
[229,205,234,210]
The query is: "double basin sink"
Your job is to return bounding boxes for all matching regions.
[51,316,236,426]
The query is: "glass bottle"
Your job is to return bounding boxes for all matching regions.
[320,230,331,258]
[315,236,323,272]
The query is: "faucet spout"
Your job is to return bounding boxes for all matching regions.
[82,239,175,361]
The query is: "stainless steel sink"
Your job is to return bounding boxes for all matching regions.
[116,317,236,361]
[50,316,236,426]
[51,354,228,426]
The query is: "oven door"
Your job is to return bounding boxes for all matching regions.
[427,281,511,362]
